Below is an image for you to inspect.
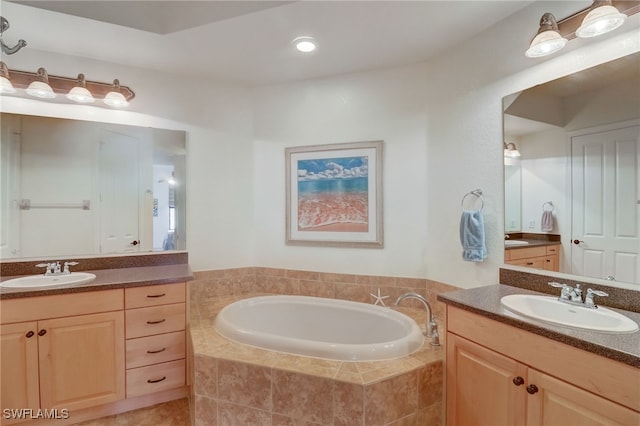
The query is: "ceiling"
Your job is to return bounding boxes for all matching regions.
[1,1,553,86]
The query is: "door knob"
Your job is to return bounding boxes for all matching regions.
[573,239,584,245]
[130,240,140,246]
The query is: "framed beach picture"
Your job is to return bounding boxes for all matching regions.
[285,140,383,248]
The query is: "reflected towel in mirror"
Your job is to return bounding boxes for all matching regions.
[459,210,487,262]
[541,210,554,232]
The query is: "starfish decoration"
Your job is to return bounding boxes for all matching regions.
[369,287,389,307]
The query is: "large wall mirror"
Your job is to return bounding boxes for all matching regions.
[503,52,639,286]
[1,113,187,260]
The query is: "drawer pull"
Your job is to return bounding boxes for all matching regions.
[526,262,534,266]
[147,376,167,384]
[146,319,166,325]
[147,347,167,354]
[146,293,166,298]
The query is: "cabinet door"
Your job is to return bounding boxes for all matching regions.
[446,333,527,426]
[38,311,125,411]
[0,322,39,424]
[526,369,640,426]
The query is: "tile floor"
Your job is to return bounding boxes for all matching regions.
[75,398,189,426]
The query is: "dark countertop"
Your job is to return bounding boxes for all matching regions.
[0,263,193,299]
[504,239,561,249]
[438,284,640,368]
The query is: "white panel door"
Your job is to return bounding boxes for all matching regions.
[571,124,639,283]
[0,115,21,258]
[99,130,140,253]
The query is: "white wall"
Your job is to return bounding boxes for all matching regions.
[2,2,639,289]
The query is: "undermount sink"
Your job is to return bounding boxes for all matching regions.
[501,294,639,333]
[0,272,96,288]
[504,240,529,247]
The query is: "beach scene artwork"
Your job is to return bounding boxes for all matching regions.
[297,156,369,233]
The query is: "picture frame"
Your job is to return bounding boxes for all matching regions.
[285,140,383,248]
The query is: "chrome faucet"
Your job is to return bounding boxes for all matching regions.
[548,282,608,309]
[395,292,440,346]
[35,261,78,276]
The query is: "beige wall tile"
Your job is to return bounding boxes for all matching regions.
[217,360,272,411]
[272,370,334,424]
[194,355,217,398]
[194,395,217,426]
[334,381,364,426]
[218,401,271,426]
[364,371,418,425]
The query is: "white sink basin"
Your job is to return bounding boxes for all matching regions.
[501,294,639,333]
[0,272,96,288]
[505,240,529,247]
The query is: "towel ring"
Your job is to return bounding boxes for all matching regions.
[461,189,484,211]
[542,201,554,212]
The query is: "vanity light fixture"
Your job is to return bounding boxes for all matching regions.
[65,73,95,103]
[292,36,317,53]
[504,142,521,158]
[576,0,627,38]
[1,65,135,108]
[25,67,55,99]
[0,61,15,93]
[525,0,638,58]
[525,13,567,58]
[103,80,129,108]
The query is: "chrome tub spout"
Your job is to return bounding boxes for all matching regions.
[394,292,440,346]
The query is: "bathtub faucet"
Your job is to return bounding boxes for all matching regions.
[394,292,440,346]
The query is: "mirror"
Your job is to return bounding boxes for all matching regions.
[503,52,640,285]
[1,113,186,259]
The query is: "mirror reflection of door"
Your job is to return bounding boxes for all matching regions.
[571,123,640,283]
[99,130,141,253]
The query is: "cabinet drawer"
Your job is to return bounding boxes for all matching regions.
[125,283,186,309]
[506,257,546,269]
[126,330,185,369]
[125,303,185,339]
[546,245,560,254]
[1,290,123,324]
[505,246,546,260]
[126,359,185,398]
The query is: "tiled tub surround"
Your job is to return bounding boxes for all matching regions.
[189,268,456,425]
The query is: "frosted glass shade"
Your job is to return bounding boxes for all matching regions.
[26,81,55,99]
[525,30,567,57]
[0,76,16,94]
[576,5,627,38]
[103,91,129,107]
[66,86,95,103]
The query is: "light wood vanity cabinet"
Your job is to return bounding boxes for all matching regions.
[1,282,188,425]
[0,290,125,425]
[445,306,640,426]
[124,283,186,398]
[505,244,560,272]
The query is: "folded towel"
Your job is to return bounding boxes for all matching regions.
[459,210,487,262]
[541,210,554,232]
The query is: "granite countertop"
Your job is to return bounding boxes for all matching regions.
[438,284,640,368]
[0,263,193,299]
[504,239,561,249]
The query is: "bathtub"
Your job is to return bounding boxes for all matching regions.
[213,295,424,361]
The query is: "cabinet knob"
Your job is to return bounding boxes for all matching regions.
[512,376,524,386]
[26,331,35,338]
[38,329,47,336]
[526,384,539,394]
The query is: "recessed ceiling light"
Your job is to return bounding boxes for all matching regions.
[292,36,316,53]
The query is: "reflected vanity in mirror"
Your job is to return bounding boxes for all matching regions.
[0,113,186,259]
[503,52,640,286]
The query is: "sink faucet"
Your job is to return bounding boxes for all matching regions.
[35,261,78,276]
[395,292,440,346]
[548,282,608,309]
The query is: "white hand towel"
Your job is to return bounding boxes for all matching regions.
[541,210,554,232]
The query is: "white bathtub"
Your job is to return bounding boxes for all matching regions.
[214,295,424,361]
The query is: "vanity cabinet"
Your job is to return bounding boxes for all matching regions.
[0,290,124,425]
[445,306,639,426]
[124,283,186,398]
[505,244,559,272]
